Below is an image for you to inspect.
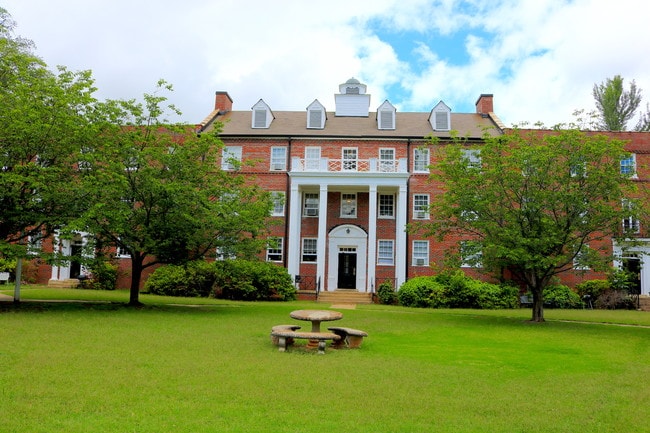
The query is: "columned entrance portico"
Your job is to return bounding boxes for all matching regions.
[287,168,409,293]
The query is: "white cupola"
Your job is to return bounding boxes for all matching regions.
[335,77,371,117]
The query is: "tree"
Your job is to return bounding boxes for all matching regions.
[71,81,274,305]
[420,127,641,322]
[592,75,646,131]
[0,8,98,258]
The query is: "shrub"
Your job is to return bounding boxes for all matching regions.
[145,261,216,298]
[86,260,118,290]
[594,290,637,310]
[543,284,583,309]
[376,280,397,305]
[434,271,519,309]
[575,279,610,301]
[213,260,296,301]
[397,276,443,308]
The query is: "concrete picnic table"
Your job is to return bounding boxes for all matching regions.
[289,309,343,333]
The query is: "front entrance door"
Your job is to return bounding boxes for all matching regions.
[622,255,642,295]
[337,252,357,289]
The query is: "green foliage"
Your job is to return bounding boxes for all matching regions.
[422,127,638,321]
[542,284,583,309]
[0,256,16,272]
[376,280,397,305]
[145,261,216,298]
[575,279,610,300]
[397,272,518,309]
[213,260,296,301]
[85,259,118,291]
[397,276,443,308]
[592,75,642,131]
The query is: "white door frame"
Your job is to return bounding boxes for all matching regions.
[327,224,367,292]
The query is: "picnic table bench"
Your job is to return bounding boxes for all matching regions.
[327,326,368,348]
[271,329,340,354]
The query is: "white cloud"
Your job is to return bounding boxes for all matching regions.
[5,0,650,128]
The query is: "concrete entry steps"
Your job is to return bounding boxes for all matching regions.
[317,289,373,305]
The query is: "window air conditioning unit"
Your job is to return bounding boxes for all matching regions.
[305,208,318,216]
[415,211,426,219]
[271,163,284,171]
[415,258,426,266]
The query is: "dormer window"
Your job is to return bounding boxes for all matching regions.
[377,100,396,130]
[251,99,273,129]
[429,101,451,131]
[306,100,326,129]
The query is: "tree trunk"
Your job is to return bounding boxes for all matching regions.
[129,255,144,306]
[531,287,545,322]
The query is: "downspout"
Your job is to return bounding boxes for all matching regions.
[405,138,411,284]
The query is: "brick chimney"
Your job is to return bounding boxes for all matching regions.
[215,91,233,113]
[475,94,493,116]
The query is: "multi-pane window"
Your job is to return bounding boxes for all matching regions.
[221,146,242,170]
[414,148,430,172]
[377,240,394,265]
[379,194,394,218]
[379,148,395,172]
[266,237,283,262]
[413,194,429,219]
[573,245,590,271]
[270,147,287,171]
[462,149,481,169]
[302,238,318,262]
[305,147,321,171]
[412,240,429,266]
[622,199,640,233]
[27,232,43,255]
[303,193,319,217]
[341,193,357,218]
[460,241,482,268]
[620,154,636,177]
[271,192,285,216]
[342,148,358,171]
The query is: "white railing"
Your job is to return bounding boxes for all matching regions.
[291,157,407,173]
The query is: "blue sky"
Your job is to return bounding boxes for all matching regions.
[5,0,650,128]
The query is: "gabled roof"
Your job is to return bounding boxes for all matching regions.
[200,110,502,139]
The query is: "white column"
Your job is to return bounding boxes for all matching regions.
[317,184,328,291]
[50,232,60,280]
[395,183,408,288]
[367,185,377,292]
[287,183,302,280]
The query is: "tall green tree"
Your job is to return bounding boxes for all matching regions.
[72,81,274,305]
[592,75,645,131]
[420,127,641,322]
[0,8,98,257]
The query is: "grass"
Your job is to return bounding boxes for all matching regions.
[1,287,649,432]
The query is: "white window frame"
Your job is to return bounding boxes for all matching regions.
[412,241,429,266]
[271,191,285,216]
[266,237,283,262]
[305,147,321,171]
[302,238,318,262]
[303,192,319,217]
[342,147,358,171]
[573,245,590,271]
[377,240,395,266]
[340,193,357,218]
[413,194,430,220]
[414,148,430,172]
[622,199,640,233]
[462,149,481,169]
[378,194,395,219]
[379,109,395,130]
[460,241,482,268]
[221,146,242,171]
[379,148,396,172]
[270,147,287,171]
[620,154,637,178]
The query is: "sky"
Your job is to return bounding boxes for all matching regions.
[5,0,650,128]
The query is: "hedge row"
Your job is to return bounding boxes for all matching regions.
[144,260,296,301]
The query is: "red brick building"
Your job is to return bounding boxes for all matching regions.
[32,79,650,298]
[196,78,504,294]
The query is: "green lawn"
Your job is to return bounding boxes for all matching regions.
[1,287,649,433]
